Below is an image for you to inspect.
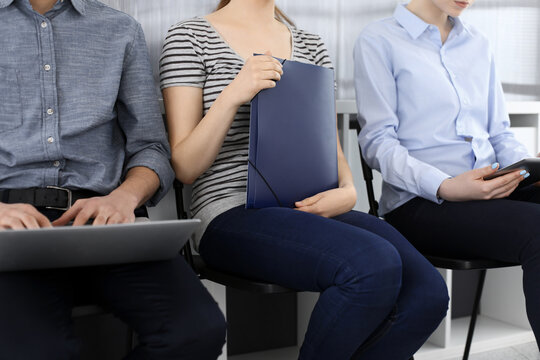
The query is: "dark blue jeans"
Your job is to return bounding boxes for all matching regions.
[0,209,226,360]
[199,207,449,359]
[386,185,540,349]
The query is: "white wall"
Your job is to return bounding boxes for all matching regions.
[101,0,540,101]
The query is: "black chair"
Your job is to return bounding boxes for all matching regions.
[350,120,518,360]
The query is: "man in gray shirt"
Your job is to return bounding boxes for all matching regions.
[0,0,225,358]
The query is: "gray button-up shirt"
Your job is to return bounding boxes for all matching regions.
[0,0,174,206]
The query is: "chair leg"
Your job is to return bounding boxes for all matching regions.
[463,269,487,360]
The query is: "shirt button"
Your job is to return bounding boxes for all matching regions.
[47,108,54,115]
[53,160,60,167]
[41,21,48,29]
[47,137,54,143]
[44,64,51,71]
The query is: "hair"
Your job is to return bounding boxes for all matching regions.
[215,0,295,27]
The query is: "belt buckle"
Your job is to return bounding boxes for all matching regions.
[46,186,72,211]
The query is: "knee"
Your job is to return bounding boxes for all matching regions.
[336,240,402,307]
[412,267,449,324]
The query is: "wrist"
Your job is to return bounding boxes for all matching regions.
[109,188,140,210]
[220,84,244,109]
[437,178,453,201]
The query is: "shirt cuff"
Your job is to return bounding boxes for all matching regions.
[124,148,175,207]
[419,167,451,204]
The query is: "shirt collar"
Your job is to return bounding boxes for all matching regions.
[0,0,14,8]
[394,3,471,40]
[0,0,86,15]
[69,0,86,15]
[394,4,429,40]
[450,16,471,36]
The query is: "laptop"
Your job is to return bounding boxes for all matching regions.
[0,219,200,271]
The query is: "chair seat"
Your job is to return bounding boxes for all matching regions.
[192,255,293,294]
[424,255,518,270]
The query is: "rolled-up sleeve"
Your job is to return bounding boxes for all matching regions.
[354,31,449,204]
[117,23,175,206]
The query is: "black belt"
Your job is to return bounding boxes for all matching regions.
[0,187,101,211]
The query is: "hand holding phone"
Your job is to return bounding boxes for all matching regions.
[483,158,540,188]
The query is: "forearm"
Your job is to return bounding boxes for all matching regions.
[111,166,160,209]
[337,136,357,199]
[167,88,240,184]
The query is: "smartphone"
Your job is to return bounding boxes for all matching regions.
[483,158,540,188]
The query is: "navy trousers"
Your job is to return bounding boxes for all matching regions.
[199,207,449,360]
[386,185,540,349]
[0,209,226,360]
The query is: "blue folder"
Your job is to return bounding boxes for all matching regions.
[246,58,338,208]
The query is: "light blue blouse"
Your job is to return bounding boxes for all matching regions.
[354,4,530,216]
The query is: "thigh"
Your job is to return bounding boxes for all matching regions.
[93,255,224,343]
[0,269,79,359]
[199,206,402,293]
[385,197,540,263]
[333,210,443,276]
[333,210,427,261]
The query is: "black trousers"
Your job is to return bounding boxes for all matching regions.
[0,209,226,360]
[385,185,540,348]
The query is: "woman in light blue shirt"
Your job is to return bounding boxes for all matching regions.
[354,0,540,348]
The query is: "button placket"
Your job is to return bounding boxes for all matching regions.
[38,16,62,180]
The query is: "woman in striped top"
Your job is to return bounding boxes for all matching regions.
[160,1,448,359]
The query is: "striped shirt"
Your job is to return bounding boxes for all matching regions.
[160,17,333,244]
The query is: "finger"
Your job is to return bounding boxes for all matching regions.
[106,213,131,225]
[52,203,83,226]
[36,214,53,228]
[106,215,123,225]
[254,55,283,72]
[1,217,25,230]
[24,206,52,228]
[295,204,319,215]
[72,208,95,226]
[19,214,40,229]
[488,174,524,199]
[488,169,526,188]
[476,163,499,179]
[263,50,272,57]
[260,70,282,81]
[296,194,322,207]
[494,184,519,199]
[257,60,283,73]
[258,80,276,89]
[92,213,108,226]
[490,180,521,199]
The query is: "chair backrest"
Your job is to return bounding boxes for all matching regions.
[347,119,380,217]
[173,180,195,266]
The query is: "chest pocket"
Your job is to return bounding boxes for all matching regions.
[0,67,22,130]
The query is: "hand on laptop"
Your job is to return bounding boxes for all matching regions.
[0,203,52,230]
[53,189,138,227]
